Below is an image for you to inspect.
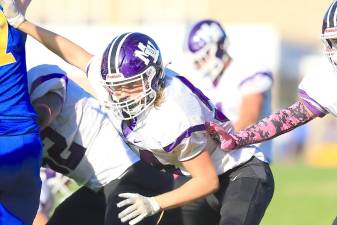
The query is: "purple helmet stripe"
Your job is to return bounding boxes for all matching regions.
[163,124,206,152]
[115,33,132,74]
[101,41,113,78]
[329,1,337,28]
[322,1,337,33]
[108,33,130,75]
[31,73,68,94]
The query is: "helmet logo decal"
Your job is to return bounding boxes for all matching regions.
[134,41,159,65]
[193,23,223,47]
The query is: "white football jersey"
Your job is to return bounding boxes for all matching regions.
[185,60,273,162]
[87,58,267,176]
[298,69,336,117]
[28,64,139,191]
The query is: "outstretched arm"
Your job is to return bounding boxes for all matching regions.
[18,20,93,72]
[234,99,317,147]
[207,100,320,150]
[0,0,93,72]
[235,92,264,131]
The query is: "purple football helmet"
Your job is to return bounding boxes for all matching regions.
[185,19,229,79]
[100,32,164,120]
[321,0,337,71]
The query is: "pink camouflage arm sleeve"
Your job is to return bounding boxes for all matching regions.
[233,100,319,147]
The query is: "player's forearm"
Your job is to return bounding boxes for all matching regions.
[18,20,93,72]
[154,175,218,210]
[33,92,63,130]
[233,100,316,147]
[235,92,264,131]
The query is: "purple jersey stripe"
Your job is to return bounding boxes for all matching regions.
[176,75,213,110]
[31,73,68,95]
[239,71,273,87]
[122,118,137,137]
[163,124,206,152]
[298,89,327,117]
[175,75,229,122]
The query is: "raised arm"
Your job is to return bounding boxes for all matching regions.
[234,99,316,146]
[0,0,93,72]
[207,100,319,150]
[18,21,93,72]
[235,92,264,131]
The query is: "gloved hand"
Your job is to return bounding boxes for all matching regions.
[206,121,238,151]
[117,193,161,225]
[0,0,25,28]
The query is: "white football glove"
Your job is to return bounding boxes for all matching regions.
[117,193,161,225]
[0,0,25,28]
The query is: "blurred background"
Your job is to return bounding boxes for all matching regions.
[24,0,336,224]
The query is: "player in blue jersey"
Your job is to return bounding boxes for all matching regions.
[0,0,42,224]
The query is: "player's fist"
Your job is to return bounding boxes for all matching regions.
[206,121,238,151]
[0,0,24,28]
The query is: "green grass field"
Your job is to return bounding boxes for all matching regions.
[260,163,337,225]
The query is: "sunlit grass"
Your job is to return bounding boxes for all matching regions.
[261,163,337,225]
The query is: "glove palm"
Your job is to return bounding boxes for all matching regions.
[117,193,161,225]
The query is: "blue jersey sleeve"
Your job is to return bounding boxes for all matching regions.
[0,11,39,135]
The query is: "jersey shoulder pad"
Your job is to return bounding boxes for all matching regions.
[233,62,273,94]
[28,64,68,102]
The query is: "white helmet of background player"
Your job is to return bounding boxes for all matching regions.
[321,0,337,71]
[185,19,230,80]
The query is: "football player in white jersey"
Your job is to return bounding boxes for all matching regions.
[90,32,274,225]
[184,19,274,162]
[201,1,337,161]
[26,64,180,225]
[2,3,274,225]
